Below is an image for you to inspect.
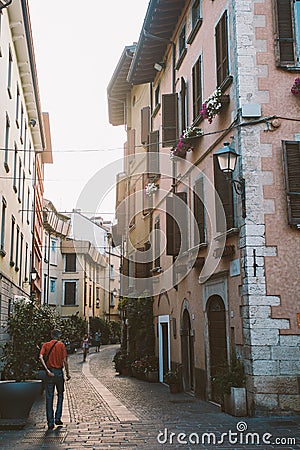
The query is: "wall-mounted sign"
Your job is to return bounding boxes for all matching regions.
[297,313,300,328]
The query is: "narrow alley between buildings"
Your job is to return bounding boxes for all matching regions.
[0,345,299,449]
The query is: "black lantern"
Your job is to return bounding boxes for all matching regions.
[215,142,245,195]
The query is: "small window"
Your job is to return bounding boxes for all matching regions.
[193,177,206,245]
[50,279,56,293]
[215,11,229,87]
[162,93,178,147]
[179,25,186,56]
[155,84,160,108]
[192,57,202,121]
[274,0,300,67]
[7,47,12,98]
[192,0,201,28]
[63,280,77,305]
[4,114,10,171]
[154,218,161,268]
[16,85,20,127]
[50,238,58,265]
[13,145,17,192]
[65,253,77,272]
[282,141,300,225]
[0,197,7,255]
[10,216,15,265]
[15,226,20,270]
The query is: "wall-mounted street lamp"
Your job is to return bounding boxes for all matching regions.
[215,142,245,195]
[30,268,38,282]
[112,287,118,298]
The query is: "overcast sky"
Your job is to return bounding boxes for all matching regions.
[28,0,149,218]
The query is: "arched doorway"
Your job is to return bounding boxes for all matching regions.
[181,309,194,392]
[207,295,228,403]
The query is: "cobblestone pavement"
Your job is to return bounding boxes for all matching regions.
[0,344,299,449]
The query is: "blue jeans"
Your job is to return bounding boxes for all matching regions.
[45,368,64,426]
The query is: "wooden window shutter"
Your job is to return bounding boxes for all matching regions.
[275,0,295,66]
[142,173,150,215]
[127,128,135,163]
[213,156,234,231]
[141,106,150,145]
[193,178,205,245]
[154,219,160,268]
[215,11,229,86]
[192,58,202,121]
[162,93,178,148]
[283,141,300,225]
[148,130,160,177]
[180,77,187,133]
[166,192,188,256]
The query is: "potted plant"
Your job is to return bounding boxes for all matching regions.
[144,355,159,382]
[113,350,131,376]
[164,368,182,393]
[211,356,247,416]
[200,88,229,123]
[0,299,62,428]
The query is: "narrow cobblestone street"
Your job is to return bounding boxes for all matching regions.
[0,345,299,449]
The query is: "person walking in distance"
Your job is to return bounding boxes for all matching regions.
[94,331,101,352]
[39,329,71,430]
[82,334,89,362]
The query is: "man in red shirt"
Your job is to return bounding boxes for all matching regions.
[39,329,71,430]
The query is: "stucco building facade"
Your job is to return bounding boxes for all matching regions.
[109,0,300,415]
[0,1,51,345]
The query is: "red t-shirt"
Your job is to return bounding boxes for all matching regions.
[40,340,67,369]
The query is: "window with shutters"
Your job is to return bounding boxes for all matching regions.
[154,218,161,268]
[282,141,300,225]
[192,57,202,122]
[148,130,160,178]
[213,155,234,231]
[193,178,206,245]
[127,128,135,164]
[153,84,160,116]
[63,280,78,305]
[141,106,150,145]
[215,11,229,87]
[65,253,77,272]
[0,197,7,256]
[166,192,188,256]
[176,25,187,69]
[187,0,203,44]
[162,93,178,147]
[179,78,187,135]
[274,0,300,67]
